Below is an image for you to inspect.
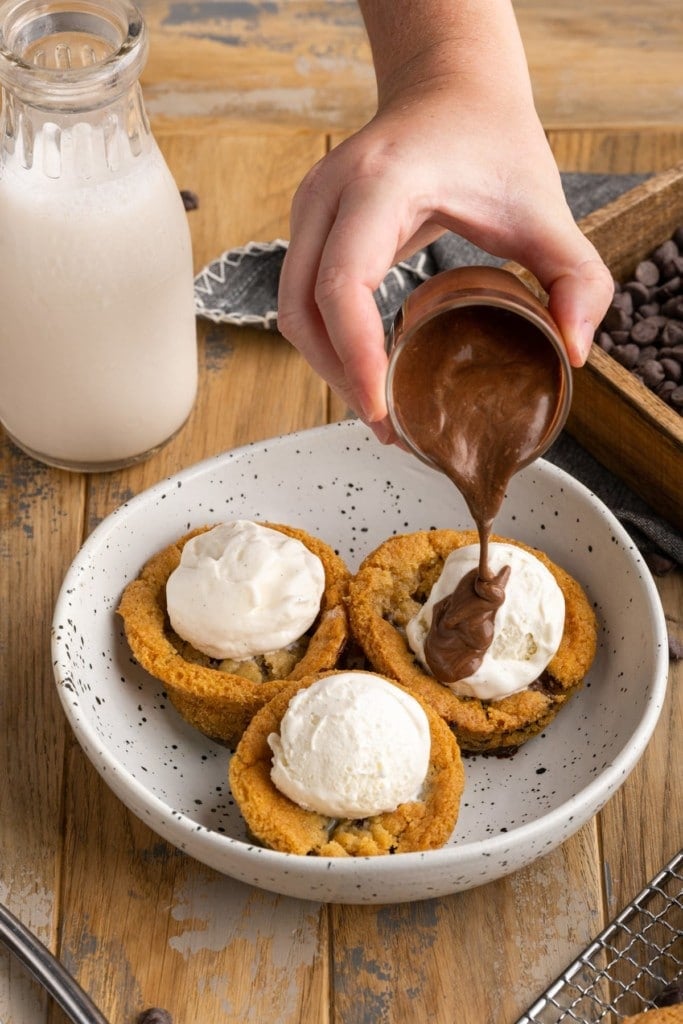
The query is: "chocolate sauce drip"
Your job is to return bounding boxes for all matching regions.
[425,564,510,681]
[392,302,565,683]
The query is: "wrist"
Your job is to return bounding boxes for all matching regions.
[358,0,531,111]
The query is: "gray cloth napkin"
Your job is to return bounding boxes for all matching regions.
[193,172,682,567]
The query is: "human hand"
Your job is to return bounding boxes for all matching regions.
[277,7,614,441]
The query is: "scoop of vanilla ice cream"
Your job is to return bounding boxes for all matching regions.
[166,520,325,660]
[268,672,431,818]
[406,542,565,700]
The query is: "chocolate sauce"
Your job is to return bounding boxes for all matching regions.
[391,302,566,683]
[425,564,511,681]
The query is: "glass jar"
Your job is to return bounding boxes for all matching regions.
[0,0,198,471]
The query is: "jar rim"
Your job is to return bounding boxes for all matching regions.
[385,268,573,471]
[0,0,147,109]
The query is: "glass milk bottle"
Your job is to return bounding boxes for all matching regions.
[0,0,198,471]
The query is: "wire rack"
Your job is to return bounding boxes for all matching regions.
[516,850,682,1024]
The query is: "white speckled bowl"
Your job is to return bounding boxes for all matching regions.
[52,421,669,904]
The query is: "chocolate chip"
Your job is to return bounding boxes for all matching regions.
[644,550,676,574]
[653,978,683,1007]
[658,259,679,280]
[612,343,640,369]
[137,1010,173,1024]
[657,380,677,404]
[640,359,666,388]
[635,260,660,286]
[661,358,682,382]
[671,385,683,409]
[179,189,200,211]
[624,281,651,306]
[603,305,633,332]
[529,671,564,696]
[652,238,679,267]
[636,345,659,365]
[630,319,660,345]
[597,332,614,353]
[662,296,683,319]
[611,291,634,315]
[637,302,661,318]
[661,322,683,348]
[643,314,669,329]
[655,275,681,299]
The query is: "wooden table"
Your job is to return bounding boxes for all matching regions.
[1,3,681,1022]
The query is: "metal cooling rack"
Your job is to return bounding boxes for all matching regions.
[516,850,682,1024]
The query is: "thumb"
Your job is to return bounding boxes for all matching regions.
[527,223,615,368]
[546,253,615,367]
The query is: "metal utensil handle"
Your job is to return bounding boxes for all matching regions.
[0,901,110,1024]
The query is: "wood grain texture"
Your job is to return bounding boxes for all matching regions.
[0,119,332,1024]
[136,0,683,131]
[139,0,375,130]
[599,568,682,913]
[330,829,604,1024]
[1,8,682,1022]
[59,750,330,1022]
[548,128,683,174]
[47,129,331,1024]
[0,451,85,1024]
[516,1,683,130]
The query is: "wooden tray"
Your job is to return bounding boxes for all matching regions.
[568,164,683,532]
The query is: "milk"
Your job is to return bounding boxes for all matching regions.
[0,138,198,469]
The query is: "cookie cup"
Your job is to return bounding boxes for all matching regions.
[229,671,465,857]
[348,530,597,754]
[118,523,350,747]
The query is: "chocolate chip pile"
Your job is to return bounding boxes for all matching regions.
[595,225,683,413]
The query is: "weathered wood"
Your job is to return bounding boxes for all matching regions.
[1,8,681,1020]
[599,570,682,914]
[0,452,84,1024]
[44,129,330,1024]
[0,115,329,1024]
[331,828,604,1024]
[548,128,683,174]
[137,1,683,132]
[517,1,683,130]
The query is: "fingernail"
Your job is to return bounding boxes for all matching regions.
[576,320,596,365]
[359,393,387,427]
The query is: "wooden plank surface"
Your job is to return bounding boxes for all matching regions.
[137,0,683,131]
[0,460,84,1023]
[599,571,682,917]
[1,4,682,1022]
[56,129,331,1024]
[330,833,605,1024]
[2,121,680,1024]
